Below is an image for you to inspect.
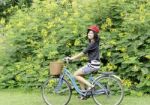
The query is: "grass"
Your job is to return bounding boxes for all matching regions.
[0,89,150,105]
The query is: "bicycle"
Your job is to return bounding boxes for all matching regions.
[42,59,124,105]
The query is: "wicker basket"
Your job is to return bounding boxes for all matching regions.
[49,61,64,76]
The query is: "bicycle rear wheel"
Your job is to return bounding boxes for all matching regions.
[42,76,72,105]
[92,75,124,105]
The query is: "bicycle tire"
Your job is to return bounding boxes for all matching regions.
[42,76,72,105]
[92,75,124,105]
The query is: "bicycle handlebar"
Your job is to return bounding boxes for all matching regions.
[63,57,72,64]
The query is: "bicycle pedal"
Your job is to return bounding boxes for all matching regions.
[85,91,92,96]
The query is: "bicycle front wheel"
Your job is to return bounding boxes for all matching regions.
[42,76,72,105]
[92,75,124,105]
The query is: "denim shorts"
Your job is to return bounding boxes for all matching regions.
[81,63,100,74]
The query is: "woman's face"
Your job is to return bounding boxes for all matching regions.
[88,30,94,40]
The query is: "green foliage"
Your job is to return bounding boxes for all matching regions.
[0,0,149,95]
[0,0,95,88]
[95,0,150,94]
[0,0,32,20]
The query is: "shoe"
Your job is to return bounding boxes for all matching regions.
[85,85,95,97]
[78,95,87,100]
[87,85,95,91]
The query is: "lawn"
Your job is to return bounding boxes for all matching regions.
[0,89,149,105]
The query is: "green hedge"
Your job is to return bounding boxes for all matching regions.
[0,0,95,88]
[94,0,150,95]
[0,0,149,95]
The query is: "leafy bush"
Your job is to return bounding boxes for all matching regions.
[0,0,95,88]
[0,0,149,95]
[95,0,150,94]
[0,0,32,20]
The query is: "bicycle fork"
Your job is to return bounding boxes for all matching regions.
[54,75,64,93]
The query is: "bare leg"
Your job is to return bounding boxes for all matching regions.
[74,68,93,89]
[78,81,86,90]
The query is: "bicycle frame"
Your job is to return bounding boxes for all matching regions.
[62,67,85,96]
[56,67,108,96]
[42,64,124,105]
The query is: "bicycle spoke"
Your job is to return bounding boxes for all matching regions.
[42,77,72,105]
[92,76,124,105]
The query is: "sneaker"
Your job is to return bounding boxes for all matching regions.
[78,95,87,100]
[87,85,95,91]
[85,85,95,97]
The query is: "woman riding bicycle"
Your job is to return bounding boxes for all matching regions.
[66,25,100,99]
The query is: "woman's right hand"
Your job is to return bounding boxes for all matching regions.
[64,57,72,63]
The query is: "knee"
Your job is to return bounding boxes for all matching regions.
[73,69,82,77]
[73,72,80,80]
[73,72,78,77]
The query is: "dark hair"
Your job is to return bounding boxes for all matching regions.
[87,29,100,43]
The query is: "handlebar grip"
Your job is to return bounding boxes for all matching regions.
[63,57,71,64]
